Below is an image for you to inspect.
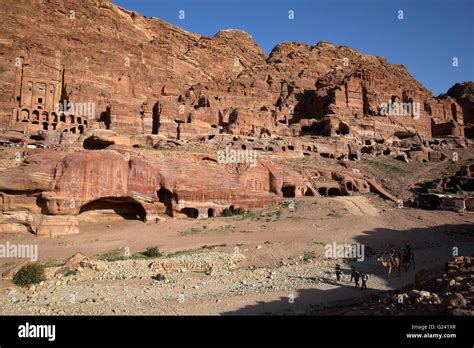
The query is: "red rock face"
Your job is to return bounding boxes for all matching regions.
[0,146,306,236]
[0,139,400,237]
[446,82,474,138]
[0,0,468,139]
[446,82,474,124]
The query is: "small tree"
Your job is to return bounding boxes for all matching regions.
[143,246,162,258]
[13,263,45,287]
[222,207,245,216]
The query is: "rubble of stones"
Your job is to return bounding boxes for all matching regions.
[2,250,472,316]
[409,161,474,212]
[0,249,332,315]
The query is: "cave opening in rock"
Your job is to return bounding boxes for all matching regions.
[465,127,474,139]
[152,102,160,134]
[157,188,173,215]
[83,136,114,150]
[451,103,458,121]
[328,187,342,196]
[180,207,199,218]
[346,182,354,191]
[20,109,29,120]
[281,185,296,198]
[336,122,350,135]
[208,208,214,217]
[278,116,287,124]
[318,187,328,196]
[78,197,146,221]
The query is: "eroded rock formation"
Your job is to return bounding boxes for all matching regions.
[0,0,471,236]
[0,0,470,140]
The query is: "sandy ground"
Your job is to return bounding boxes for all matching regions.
[0,195,473,315]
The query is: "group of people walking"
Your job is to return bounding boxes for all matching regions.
[335,264,368,290]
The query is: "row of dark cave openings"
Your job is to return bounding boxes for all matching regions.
[281,185,342,198]
[77,188,216,222]
[76,185,343,222]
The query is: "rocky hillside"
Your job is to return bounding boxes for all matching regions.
[0,0,469,140]
[447,82,474,139]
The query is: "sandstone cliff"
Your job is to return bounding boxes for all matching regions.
[0,0,469,140]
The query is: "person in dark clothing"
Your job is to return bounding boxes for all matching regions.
[395,249,402,260]
[361,272,368,290]
[350,266,356,283]
[353,270,360,288]
[335,263,342,282]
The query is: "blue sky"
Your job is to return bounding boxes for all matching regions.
[113,0,473,95]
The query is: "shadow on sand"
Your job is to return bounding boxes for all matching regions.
[221,223,474,315]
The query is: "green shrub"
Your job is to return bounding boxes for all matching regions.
[222,208,232,217]
[152,273,166,281]
[179,227,202,236]
[13,263,45,287]
[222,207,245,217]
[64,270,77,277]
[98,250,126,262]
[142,246,162,258]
